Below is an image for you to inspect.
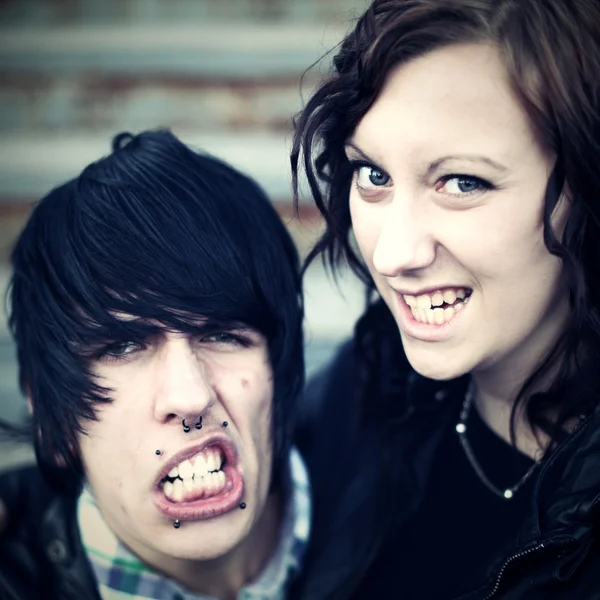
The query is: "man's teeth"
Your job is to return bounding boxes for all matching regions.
[163,471,227,502]
[162,448,226,502]
[403,288,470,324]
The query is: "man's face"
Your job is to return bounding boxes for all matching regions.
[77,323,274,567]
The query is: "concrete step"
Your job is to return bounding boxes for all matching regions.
[0,0,365,28]
[0,130,312,204]
[0,74,310,135]
[0,23,346,78]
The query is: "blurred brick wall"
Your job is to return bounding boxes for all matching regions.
[0,2,370,457]
[0,0,368,260]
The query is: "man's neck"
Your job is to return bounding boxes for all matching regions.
[155,491,283,600]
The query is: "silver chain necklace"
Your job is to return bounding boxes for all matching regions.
[455,387,539,500]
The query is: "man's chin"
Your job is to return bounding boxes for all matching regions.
[146,524,249,563]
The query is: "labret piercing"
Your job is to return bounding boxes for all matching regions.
[172,505,245,530]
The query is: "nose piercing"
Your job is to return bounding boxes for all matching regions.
[222,421,228,428]
[182,417,202,433]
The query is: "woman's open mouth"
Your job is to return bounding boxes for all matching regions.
[403,287,472,325]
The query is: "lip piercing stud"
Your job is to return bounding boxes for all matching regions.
[182,419,190,433]
[196,416,202,430]
[155,449,162,455]
[173,519,181,529]
[222,421,228,428]
[239,502,246,510]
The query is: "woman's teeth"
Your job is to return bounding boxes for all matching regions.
[403,288,470,325]
[162,447,227,502]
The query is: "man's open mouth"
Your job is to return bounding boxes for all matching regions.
[403,287,472,325]
[153,435,245,521]
[160,445,229,503]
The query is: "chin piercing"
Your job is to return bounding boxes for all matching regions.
[182,419,190,433]
[222,421,228,428]
[155,449,162,455]
[196,416,202,430]
[239,502,246,510]
[173,519,181,529]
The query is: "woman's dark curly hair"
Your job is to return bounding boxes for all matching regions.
[291,0,600,448]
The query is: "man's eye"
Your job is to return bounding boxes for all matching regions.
[356,165,391,187]
[200,331,252,348]
[437,175,491,195]
[102,341,143,359]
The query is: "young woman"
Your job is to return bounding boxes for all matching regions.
[292,1,600,598]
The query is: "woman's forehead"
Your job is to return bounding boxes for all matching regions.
[352,43,540,169]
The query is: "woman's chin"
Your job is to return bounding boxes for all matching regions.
[403,345,470,382]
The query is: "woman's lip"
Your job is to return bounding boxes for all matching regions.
[392,290,468,342]
[153,465,245,521]
[153,432,238,489]
[392,285,473,297]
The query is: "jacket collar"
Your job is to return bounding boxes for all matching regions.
[522,404,600,544]
[399,370,600,546]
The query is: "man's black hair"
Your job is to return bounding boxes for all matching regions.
[6,129,304,493]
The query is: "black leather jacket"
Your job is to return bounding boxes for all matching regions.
[297,341,600,600]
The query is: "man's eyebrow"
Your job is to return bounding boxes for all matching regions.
[427,155,509,174]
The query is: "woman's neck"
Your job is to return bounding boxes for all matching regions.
[470,378,545,460]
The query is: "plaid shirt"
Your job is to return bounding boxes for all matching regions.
[78,448,311,600]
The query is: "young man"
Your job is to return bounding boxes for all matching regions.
[0,129,312,600]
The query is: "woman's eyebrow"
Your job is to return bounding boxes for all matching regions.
[344,141,384,166]
[427,155,509,175]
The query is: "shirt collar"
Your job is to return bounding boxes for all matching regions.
[78,447,311,600]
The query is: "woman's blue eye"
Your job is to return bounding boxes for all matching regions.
[440,176,489,195]
[356,165,391,187]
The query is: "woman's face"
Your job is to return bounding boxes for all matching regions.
[347,43,570,382]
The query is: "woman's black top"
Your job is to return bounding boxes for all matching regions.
[357,399,536,599]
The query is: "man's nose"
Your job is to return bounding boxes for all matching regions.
[153,336,216,427]
[372,191,436,277]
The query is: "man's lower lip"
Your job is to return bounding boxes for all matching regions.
[153,466,245,521]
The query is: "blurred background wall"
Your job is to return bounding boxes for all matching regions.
[0,0,369,469]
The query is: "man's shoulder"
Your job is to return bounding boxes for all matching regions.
[0,465,98,600]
